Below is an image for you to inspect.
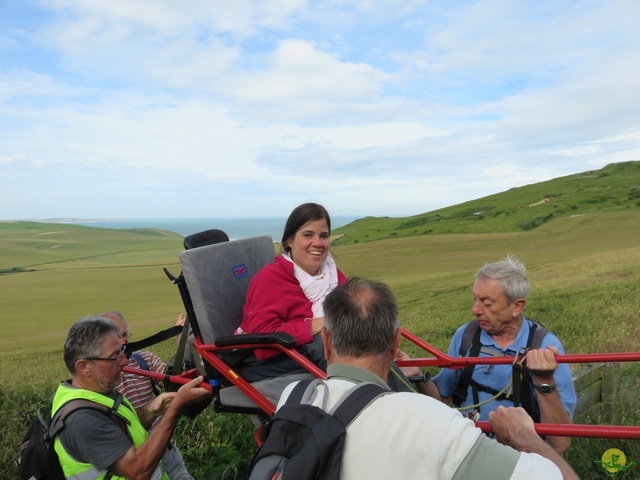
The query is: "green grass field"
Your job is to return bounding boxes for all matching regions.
[1,164,639,478]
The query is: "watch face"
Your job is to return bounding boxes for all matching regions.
[538,384,552,394]
[536,383,555,395]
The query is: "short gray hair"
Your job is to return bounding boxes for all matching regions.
[475,255,530,303]
[98,310,127,326]
[64,316,119,374]
[323,277,399,357]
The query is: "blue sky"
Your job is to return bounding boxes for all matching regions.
[2,0,639,220]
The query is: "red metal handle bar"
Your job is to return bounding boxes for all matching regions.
[398,328,640,369]
[198,341,327,379]
[122,366,213,392]
[196,339,327,416]
[475,421,640,439]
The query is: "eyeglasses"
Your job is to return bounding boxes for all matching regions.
[85,345,127,362]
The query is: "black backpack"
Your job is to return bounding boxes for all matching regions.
[249,378,387,480]
[17,398,121,480]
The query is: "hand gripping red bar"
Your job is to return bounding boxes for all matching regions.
[475,421,640,439]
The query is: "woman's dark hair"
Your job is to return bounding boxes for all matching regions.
[281,203,331,253]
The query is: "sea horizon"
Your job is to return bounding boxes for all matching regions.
[18,216,363,240]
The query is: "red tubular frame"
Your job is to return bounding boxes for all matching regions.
[397,328,640,368]
[195,338,327,416]
[122,366,213,391]
[123,327,639,440]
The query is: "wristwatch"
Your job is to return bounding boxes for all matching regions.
[533,383,557,395]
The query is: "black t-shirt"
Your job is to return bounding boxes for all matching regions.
[58,389,132,471]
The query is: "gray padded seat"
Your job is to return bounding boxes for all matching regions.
[178,235,314,409]
[219,372,315,408]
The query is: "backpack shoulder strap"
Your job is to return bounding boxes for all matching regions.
[518,320,548,421]
[131,352,161,397]
[131,352,149,370]
[49,399,112,437]
[282,379,386,428]
[283,378,323,406]
[331,382,388,428]
[528,321,548,350]
[459,320,480,356]
[452,321,482,407]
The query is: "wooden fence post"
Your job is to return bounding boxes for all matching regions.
[572,363,621,421]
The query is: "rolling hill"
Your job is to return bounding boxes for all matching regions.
[333,160,640,245]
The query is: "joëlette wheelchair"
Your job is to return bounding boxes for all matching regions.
[123,229,640,442]
[124,230,325,434]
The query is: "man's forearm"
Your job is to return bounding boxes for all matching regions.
[510,427,579,480]
[111,405,182,480]
[420,380,450,404]
[534,374,573,453]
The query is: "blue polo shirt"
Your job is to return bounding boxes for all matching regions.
[432,316,576,421]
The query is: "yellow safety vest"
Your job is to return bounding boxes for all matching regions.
[51,381,169,480]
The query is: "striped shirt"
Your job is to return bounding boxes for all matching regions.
[115,351,166,410]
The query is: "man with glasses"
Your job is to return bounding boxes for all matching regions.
[52,316,211,480]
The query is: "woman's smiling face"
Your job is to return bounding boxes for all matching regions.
[286,219,330,276]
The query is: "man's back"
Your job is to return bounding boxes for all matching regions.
[278,365,563,480]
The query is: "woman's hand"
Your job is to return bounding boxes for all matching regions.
[310,317,324,335]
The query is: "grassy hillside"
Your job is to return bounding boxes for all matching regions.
[333,160,640,245]
[0,221,184,272]
[0,223,187,356]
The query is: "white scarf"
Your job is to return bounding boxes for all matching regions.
[283,252,339,319]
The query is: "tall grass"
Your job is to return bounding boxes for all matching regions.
[1,210,639,478]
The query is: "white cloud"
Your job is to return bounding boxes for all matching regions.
[41,0,306,36]
[1,0,639,219]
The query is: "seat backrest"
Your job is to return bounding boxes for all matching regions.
[179,235,276,344]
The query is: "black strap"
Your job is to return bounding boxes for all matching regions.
[50,399,112,437]
[50,396,131,438]
[452,324,482,407]
[468,379,511,400]
[285,379,387,427]
[125,325,182,353]
[518,323,544,422]
[332,383,387,427]
[511,362,523,407]
[284,378,318,405]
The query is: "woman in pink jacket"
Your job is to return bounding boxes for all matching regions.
[235,203,346,380]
